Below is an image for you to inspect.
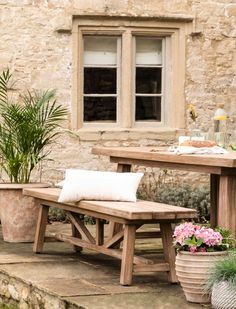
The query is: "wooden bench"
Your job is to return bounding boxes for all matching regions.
[23,187,197,286]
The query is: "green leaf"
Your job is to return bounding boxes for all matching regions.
[185,237,197,246]
[197,238,203,247]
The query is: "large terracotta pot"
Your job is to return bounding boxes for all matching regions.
[0,183,48,243]
[175,251,228,304]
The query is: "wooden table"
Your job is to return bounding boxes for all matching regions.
[92,146,236,237]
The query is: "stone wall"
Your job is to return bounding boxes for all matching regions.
[0,0,235,186]
[0,270,81,309]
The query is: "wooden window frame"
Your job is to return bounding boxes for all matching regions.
[72,15,193,131]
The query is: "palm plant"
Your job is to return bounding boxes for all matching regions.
[0,69,67,183]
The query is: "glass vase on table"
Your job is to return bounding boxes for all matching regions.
[189,128,205,141]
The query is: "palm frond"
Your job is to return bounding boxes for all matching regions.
[0,69,11,105]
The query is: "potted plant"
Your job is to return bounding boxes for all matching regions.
[206,252,236,309]
[173,222,233,304]
[0,69,67,242]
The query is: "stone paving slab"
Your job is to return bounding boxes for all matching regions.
[67,289,204,309]
[66,288,203,309]
[0,223,211,309]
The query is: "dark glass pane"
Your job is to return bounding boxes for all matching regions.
[135,96,161,121]
[136,68,162,94]
[84,68,116,94]
[84,97,116,122]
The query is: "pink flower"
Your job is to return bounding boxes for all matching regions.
[195,227,222,247]
[173,222,196,245]
[173,222,225,253]
[189,246,197,253]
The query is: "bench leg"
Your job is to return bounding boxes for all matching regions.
[33,205,49,253]
[96,218,104,246]
[120,224,136,285]
[160,223,178,283]
[108,222,123,249]
[71,222,82,252]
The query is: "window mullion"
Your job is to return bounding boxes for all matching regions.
[121,30,133,128]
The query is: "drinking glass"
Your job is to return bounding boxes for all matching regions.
[190,129,205,141]
[214,132,226,148]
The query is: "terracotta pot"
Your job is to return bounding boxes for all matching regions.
[0,183,49,243]
[175,251,228,304]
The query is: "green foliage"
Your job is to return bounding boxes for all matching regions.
[48,208,95,225]
[48,207,67,222]
[206,251,236,290]
[142,184,210,221]
[0,69,67,183]
[0,305,17,309]
[185,235,203,248]
[0,69,11,104]
[83,215,96,225]
[215,226,236,250]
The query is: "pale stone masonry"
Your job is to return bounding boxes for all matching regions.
[0,0,235,184]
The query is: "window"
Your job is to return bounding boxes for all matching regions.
[72,16,192,131]
[83,36,120,123]
[135,37,163,122]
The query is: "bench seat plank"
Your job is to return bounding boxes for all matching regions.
[23,188,196,221]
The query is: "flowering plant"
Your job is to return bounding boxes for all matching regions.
[188,104,198,123]
[173,222,231,253]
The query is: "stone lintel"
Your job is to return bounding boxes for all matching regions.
[72,12,194,23]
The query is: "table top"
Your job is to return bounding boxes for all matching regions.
[92,146,236,168]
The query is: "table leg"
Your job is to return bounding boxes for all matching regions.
[108,163,132,244]
[217,175,236,237]
[210,174,219,228]
[117,163,131,173]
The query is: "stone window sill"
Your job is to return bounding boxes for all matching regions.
[70,127,181,141]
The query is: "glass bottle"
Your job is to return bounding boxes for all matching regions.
[214,103,227,133]
[213,103,227,147]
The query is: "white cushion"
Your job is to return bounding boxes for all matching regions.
[58,169,143,203]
